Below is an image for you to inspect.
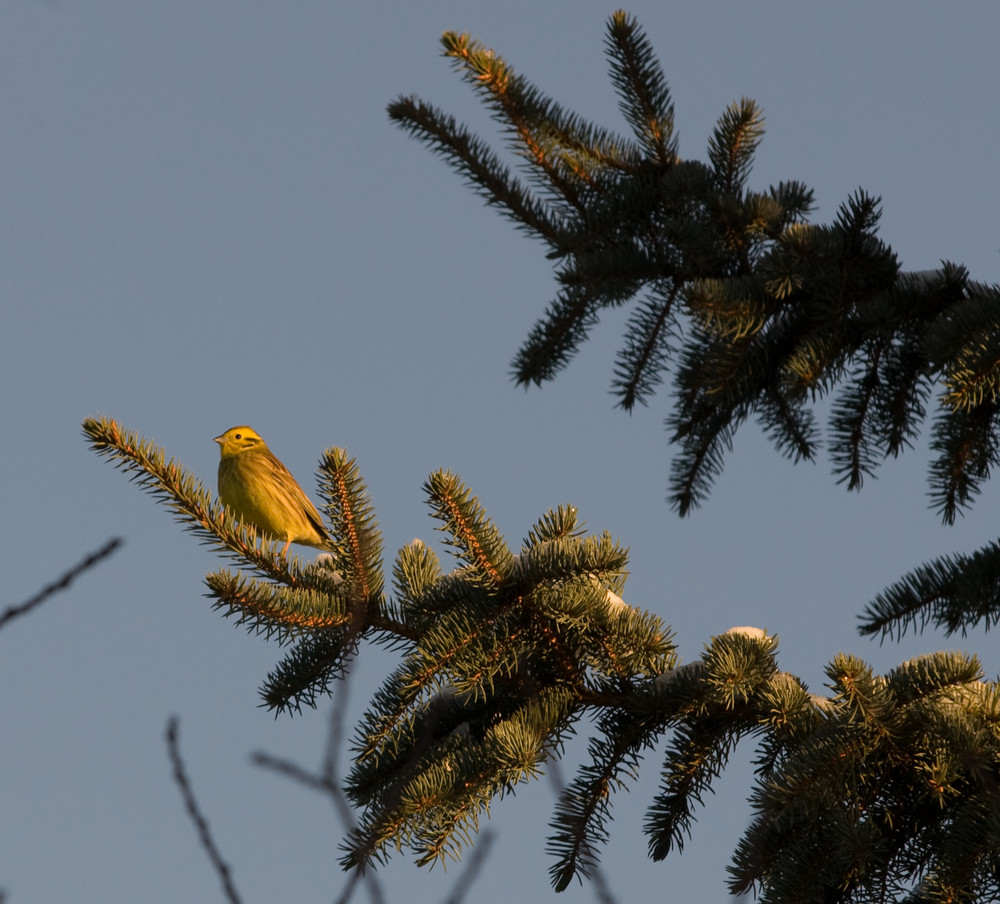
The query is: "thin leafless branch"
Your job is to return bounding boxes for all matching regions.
[0,537,122,632]
[166,716,242,904]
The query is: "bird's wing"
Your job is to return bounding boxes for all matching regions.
[264,455,330,541]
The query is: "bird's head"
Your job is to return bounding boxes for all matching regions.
[214,425,265,459]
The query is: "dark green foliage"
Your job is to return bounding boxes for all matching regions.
[383,9,1000,899]
[87,415,1000,900]
[605,10,676,166]
[548,694,670,890]
[84,415,406,712]
[340,478,674,870]
[205,568,350,645]
[83,12,1000,900]
[708,97,765,195]
[730,652,1000,904]
[261,627,361,714]
[860,541,1000,640]
[389,9,999,530]
[389,7,1000,697]
[84,416,677,873]
[644,631,778,862]
[318,448,385,602]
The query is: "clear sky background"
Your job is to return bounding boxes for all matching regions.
[2,2,999,902]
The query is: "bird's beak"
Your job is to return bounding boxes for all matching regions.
[214,435,224,444]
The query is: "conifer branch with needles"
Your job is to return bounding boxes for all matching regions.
[389,10,1000,529]
[70,11,1000,902]
[86,413,1000,899]
[83,416,298,582]
[390,8,1000,675]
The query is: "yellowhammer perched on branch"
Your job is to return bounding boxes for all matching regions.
[214,426,334,557]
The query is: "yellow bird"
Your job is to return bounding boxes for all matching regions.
[214,425,333,557]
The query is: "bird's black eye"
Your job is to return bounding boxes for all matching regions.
[235,433,242,440]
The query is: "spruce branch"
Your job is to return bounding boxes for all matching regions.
[548,702,672,891]
[440,31,639,191]
[440,31,590,212]
[87,412,1000,897]
[757,385,818,464]
[338,480,675,873]
[392,538,444,624]
[860,541,1000,641]
[424,470,513,584]
[667,404,743,516]
[611,281,681,410]
[83,416,299,582]
[521,503,584,547]
[261,627,361,715]
[707,97,765,196]
[205,567,351,640]
[318,447,386,627]
[644,630,780,863]
[729,649,1000,903]
[934,285,1000,412]
[85,416,414,713]
[829,346,886,490]
[605,10,677,166]
[511,282,604,387]
[928,401,1000,525]
[392,11,1000,542]
[647,716,750,862]
[386,95,563,243]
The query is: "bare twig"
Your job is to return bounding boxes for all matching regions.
[253,673,387,904]
[165,717,242,904]
[0,537,122,632]
[251,750,328,790]
[321,671,352,787]
[250,752,387,904]
[332,869,370,904]
[441,829,496,904]
[252,677,357,832]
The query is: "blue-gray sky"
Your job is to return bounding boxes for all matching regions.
[2,2,998,901]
